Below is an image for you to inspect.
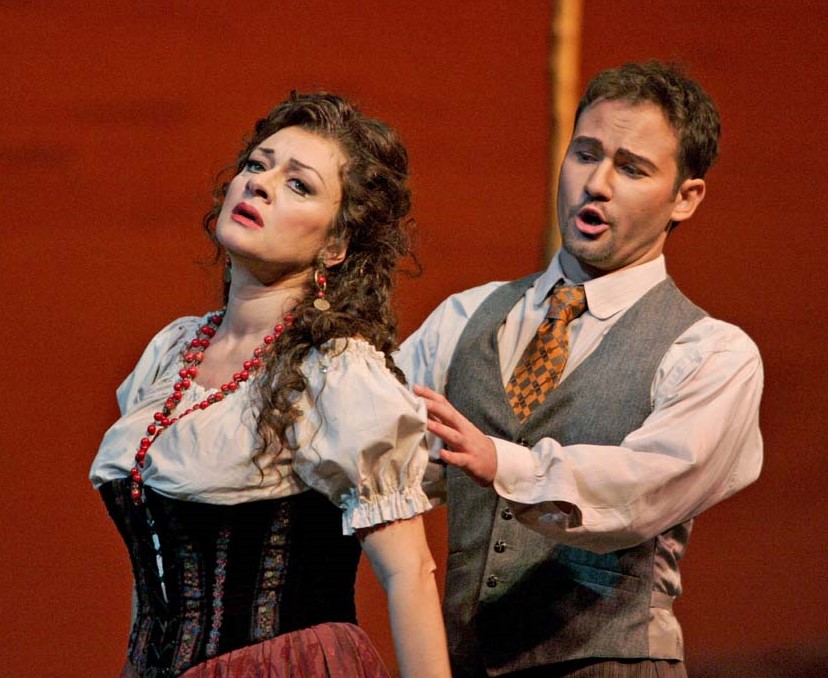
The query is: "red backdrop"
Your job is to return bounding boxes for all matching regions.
[2,1,826,676]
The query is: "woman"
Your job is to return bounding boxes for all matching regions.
[90,92,450,678]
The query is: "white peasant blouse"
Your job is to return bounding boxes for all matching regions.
[90,313,433,535]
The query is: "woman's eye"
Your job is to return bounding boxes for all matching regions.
[287,178,311,196]
[243,159,266,173]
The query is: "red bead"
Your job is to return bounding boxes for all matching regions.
[317,291,325,298]
[317,274,327,286]
[130,307,293,470]
[131,486,141,501]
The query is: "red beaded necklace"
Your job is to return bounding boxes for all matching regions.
[129,309,295,506]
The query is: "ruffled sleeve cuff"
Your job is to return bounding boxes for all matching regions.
[340,485,433,535]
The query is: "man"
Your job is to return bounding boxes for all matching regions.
[397,61,763,677]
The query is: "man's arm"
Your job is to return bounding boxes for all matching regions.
[416,320,764,554]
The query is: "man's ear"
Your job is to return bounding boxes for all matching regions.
[320,236,349,268]
[670,178,706,224]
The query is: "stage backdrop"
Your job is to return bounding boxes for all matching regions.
[2,1,826,677]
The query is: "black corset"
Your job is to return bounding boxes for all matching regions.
[100,479,362,677]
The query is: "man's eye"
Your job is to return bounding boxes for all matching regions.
[620,164,644,177]
[575,150,597,162]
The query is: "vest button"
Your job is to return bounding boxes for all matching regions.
[501,508,513,520]
[493,540,507,553]
[486,575,499,588]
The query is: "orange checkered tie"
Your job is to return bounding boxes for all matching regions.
[506,284,587,423]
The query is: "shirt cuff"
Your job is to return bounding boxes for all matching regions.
[491,436,576,529]
[340,486,433,535]
[492,437,540,498]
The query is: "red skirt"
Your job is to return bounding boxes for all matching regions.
[121,622,391,678]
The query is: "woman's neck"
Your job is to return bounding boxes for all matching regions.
[220,267,307,340]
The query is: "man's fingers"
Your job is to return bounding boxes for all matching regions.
[426,419,464,450]
[440,448,467,468]
[413,384,444,401]
[422,397,456,424]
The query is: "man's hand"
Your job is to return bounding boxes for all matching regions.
[413,385,497,486]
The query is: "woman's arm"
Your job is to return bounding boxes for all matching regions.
[359,516,451,678]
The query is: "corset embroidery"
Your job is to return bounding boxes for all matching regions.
[206,526,232,657]
[252,500,291,640]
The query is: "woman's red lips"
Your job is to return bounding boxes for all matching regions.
[231,202,264,228]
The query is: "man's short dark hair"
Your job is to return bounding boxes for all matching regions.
[575,61,721,183]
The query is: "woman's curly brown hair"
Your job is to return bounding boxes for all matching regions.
[202,91,416,462]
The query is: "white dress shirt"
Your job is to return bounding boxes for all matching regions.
[396,253,763,555]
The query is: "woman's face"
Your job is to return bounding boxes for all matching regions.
[216,126,347,284]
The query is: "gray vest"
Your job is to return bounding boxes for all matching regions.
[443,275,705,676]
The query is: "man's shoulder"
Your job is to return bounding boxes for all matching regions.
[681,315,761,356]
[433,279,513,318]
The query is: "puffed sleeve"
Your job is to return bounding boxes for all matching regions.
[291,338,433,535]
[116,316,202,415]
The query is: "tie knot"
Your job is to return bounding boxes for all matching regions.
[546,284,587,323]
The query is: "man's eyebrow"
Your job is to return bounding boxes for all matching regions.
[616,147,658,172]
[571,135,601,148]
[571,136,658,171]
[256,147,327,187]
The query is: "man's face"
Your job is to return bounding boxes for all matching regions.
[556,99,703,281]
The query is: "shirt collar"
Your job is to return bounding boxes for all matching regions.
[532,252,669,320]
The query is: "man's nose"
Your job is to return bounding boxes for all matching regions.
[585,161,613,200]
